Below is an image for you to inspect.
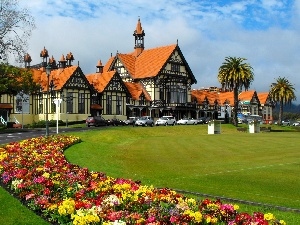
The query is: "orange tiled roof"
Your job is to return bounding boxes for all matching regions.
[218,91,234,104]
[134,44,177,79]
[118,54,136,76]
[124,82,151,101]
[191,90,219,105]
[103,56,115,72]
[31,66,78,92]
[238,90,255,101]
[86,71,117,93]
[191,90,263,106]
[257,92,269,105]
[104,44,178,79]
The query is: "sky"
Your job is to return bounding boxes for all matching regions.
[18,0,300,103]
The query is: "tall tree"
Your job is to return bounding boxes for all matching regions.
[269,77,296,125]
[217,56,254,126]
[0,0,35,62]
[0,62,40,102]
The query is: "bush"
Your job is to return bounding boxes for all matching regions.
[29,120,85,128]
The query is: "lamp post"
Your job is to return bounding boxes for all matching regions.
[45,64,52,137]
[53,98,62,134]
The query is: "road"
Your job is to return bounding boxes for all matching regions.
[0,126,103,145]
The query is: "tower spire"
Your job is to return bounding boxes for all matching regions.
[133,17,145,57]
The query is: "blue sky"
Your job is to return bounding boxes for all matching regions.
[20,0,300,103]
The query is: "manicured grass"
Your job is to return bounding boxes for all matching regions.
[0,187,49,225]
[1,124,299,224]
[64,124,300,223]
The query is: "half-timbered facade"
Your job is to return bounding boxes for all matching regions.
[86,61,130,120]
[103,19,197,120]
[1,49,94,126]
[191,88,274,123]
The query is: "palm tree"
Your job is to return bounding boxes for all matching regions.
[218,57,254,126]
[269,77,296,125]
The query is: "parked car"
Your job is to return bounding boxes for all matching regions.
[155,116,176,126]
[177,118,198,125]
[292,121,300,126]
[282,120,290,126]
[109,118,126,126]
[86,116,107,127]
[135,116,154,126]
[196,117,206,124]
[124,117,139,125]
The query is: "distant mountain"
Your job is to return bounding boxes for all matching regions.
[273,103,300,113]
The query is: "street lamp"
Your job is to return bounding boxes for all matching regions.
[45,63,52,137]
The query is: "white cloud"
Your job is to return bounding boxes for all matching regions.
[16,0,300,103]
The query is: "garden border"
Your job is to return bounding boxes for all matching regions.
[173,189,300,213]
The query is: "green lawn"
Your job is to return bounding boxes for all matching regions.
[1,124,300,224]
[65,125,300,208]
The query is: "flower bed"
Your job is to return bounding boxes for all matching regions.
[0,135,286,225]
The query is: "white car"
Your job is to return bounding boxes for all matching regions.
[177,118,198,125]
[292,121,300,126]
[155,117,176,126]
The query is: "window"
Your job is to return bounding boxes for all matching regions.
[67,92,73,113]
[106,95,112,114]
[38,93,43,114]
[159,89,164,101]
[167,85,186,103]
[116,96,122,115]
[171,63,180,72]
[139,95,145,105]
[78,93,85,114]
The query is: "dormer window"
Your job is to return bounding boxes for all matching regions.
[171,63,180,72]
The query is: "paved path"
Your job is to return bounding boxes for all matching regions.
[0,126,103,145]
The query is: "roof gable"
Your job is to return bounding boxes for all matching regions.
[257,93,270,105]
[134,44,177,79]
[63,67,92,90]
[31,66,77,91]
[103,44,196,84]
[86,71,116,92]
[117,54,136,77]
[124,82,151,101]
[86,71,129,94]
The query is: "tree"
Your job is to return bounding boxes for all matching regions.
[269,77,296,125]
[0,0,35,62]
[217,56,254,126]
[0,62,40,102]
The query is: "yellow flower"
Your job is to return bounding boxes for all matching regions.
[279,220,286,225]
[0,151,8,161]
[58,198,75,216]
[193,211,202,222]
[47,204,58,211]
[71,207,100,225]
[183,210,202,222]
[233,204,239,210]
[264,213,275,221]
[42,172,50,178]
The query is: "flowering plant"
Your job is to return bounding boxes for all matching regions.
[0,135,286,225]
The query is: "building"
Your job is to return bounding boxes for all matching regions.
[191,88,274,123]
[0,18,198,126]
[97,18,198,120]
[0,18,273,127]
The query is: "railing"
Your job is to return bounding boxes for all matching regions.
[0,116,7,125]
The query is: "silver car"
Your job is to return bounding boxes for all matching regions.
[135,116,154,127]
[155,117,176,126]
